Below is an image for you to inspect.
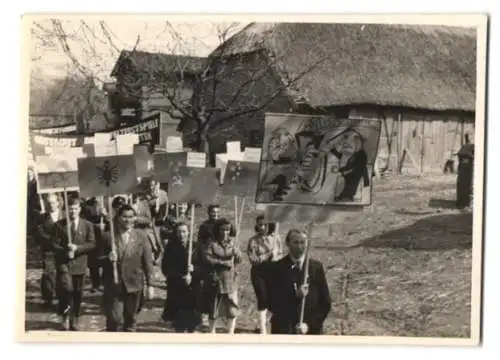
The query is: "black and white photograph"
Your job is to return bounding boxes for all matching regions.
[20,14,486,345]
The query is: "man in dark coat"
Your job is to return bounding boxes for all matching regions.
[52,195,96,331]
[36,193,63,309]
[99,204,154,332]
[456,134,474,209]
[267,229,331,335]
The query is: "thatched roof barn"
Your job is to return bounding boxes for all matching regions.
[210,22,476,112]
[189,22,477,173]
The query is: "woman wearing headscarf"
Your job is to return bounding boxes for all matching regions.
[160,221,201,332]
[202,218,243,334]
[247,215,283,334]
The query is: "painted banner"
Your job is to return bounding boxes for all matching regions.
[31,123,77,135]
[262,203,362,224]
[187,152,206,168]
[37,172,79,193]
[77,155,138,198]
[255,112,381,207]
[220,160,260,197]
[153,152,188,182]
[109,112,160,147]
[35,155,79,193]
[167,167,219,205]
[166,136,183,153]
[134,144,154,178]
[45,146,85,158]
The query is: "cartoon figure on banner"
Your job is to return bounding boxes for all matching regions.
[97,160,120,187]
[259,116,373,204]
[323,128,370,201]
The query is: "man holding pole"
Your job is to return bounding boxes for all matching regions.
[267,229,331,335]
[52,195,96,331]
[99,204,155,332]
[36,193,63,310]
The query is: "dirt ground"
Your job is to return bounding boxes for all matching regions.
[24,173,473,337]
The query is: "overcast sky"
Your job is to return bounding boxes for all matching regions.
[29,18,248,86]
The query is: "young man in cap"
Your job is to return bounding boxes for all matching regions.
[267,229,331,335]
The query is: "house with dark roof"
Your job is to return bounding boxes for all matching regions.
[108,50,206,146]
[188,22,477,173]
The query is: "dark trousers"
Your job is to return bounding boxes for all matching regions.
[57,273,84,318]
[251,263,270,311]
[104,284,142,332]
[41,253,57,304]
[87,253,102,289]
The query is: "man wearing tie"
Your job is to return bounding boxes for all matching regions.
[100,204,154,332]
[267,229,331,335]
[52,196,96,331]
[36,193,63,310]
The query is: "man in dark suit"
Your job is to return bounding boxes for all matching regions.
[99,204,154,332]
[36,193,63,310]
[52,195,96,331]
[267,229,331,335]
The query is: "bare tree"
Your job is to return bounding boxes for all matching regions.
[112,22,330,160]
[31,19,331,156]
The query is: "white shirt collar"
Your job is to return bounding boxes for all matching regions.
[289,254,306,269]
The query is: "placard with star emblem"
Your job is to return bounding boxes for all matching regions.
[153,152,188,182]
[220,160,260,197]
[77,155,137,198]
[167,166,219,205]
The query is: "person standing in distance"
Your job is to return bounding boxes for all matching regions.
[267,229,331,335]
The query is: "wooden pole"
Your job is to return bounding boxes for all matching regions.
[299,222,314,325]
[63,189,73,259]
[187,205,195,269]
[234,196,238,233]
[107,196,119,284]
[39,194,46,214]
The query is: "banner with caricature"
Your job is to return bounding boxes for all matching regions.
[255,112,381,207]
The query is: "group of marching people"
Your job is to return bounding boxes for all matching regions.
[29,168,332,335]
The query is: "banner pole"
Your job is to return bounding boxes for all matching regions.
[39,194,46,214]
[187,204,195,271]
[63,188,73,259]
[299,222,314,327]
[107,195,119,284]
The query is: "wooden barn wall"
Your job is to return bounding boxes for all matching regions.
[372,109,475,174]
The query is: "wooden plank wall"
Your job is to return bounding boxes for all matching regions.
[351,108,475,174]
